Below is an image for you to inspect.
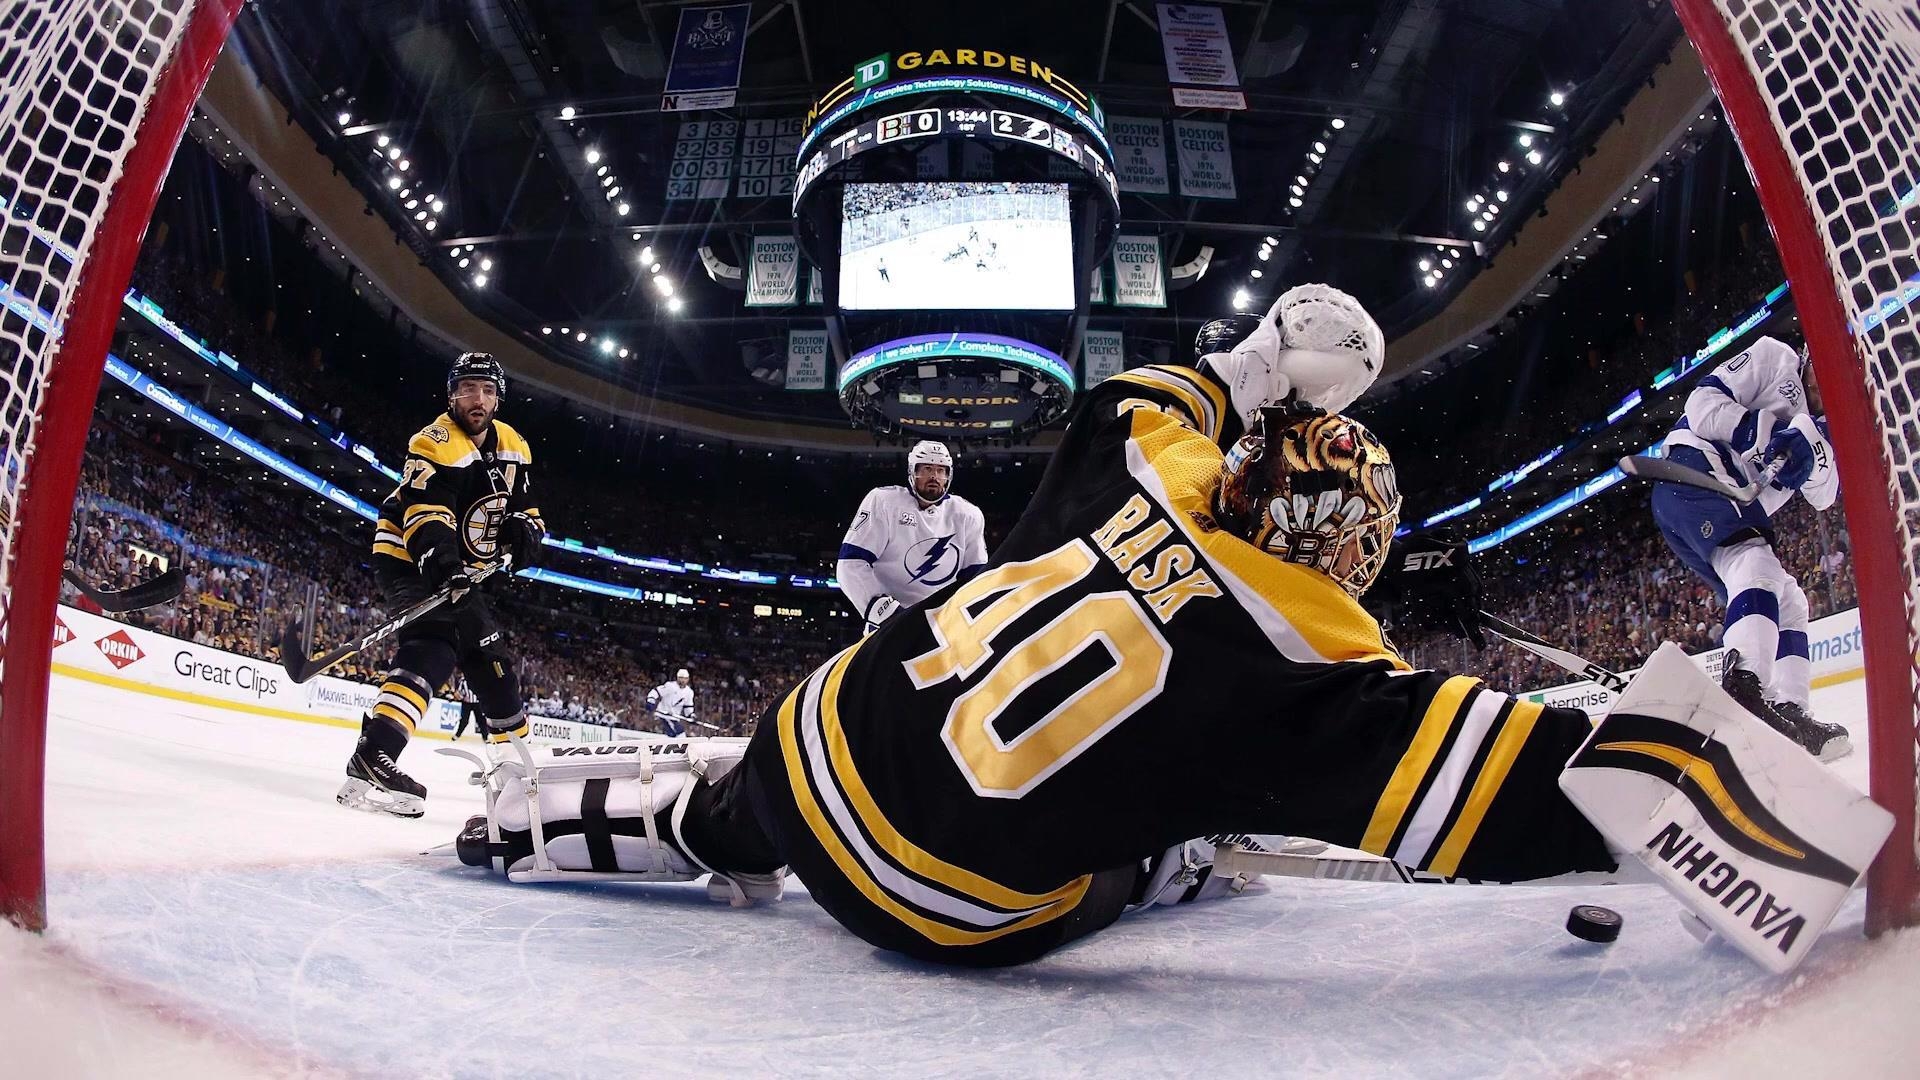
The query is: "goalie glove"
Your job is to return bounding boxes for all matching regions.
[865,594,902,626]
[1367,530,1486,648]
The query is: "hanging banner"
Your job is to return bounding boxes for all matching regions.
[1082,329,1126,386]
[662,4,752,112]
[1112,235,1166,308]
[666,119,737,201]
[1109,116,1170,195]
[807,267,824,305]
[746,235,800,307]
[1173,119,1237,200]
[1090,266,1109,305]
[786,329,830,390]
[1157,4,1247,110]
[735,116,801,201]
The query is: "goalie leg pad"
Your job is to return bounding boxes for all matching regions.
[1558,643,1892,973]
[491,741,706,881]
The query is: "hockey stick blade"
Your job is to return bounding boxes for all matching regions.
[62,563,185,613]
[1478,610,1628,692]
[1213,844,1643,888]
[280,561,507,683]
[1617,454,1778,504]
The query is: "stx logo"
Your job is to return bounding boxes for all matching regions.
[52,615,73,649]
[94,629,145,670]
[1403,549,1454,572]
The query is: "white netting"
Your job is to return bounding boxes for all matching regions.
[1697,0,1920,915]
[0,1,194,701]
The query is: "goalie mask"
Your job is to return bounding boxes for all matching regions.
[1215,408,1401,597]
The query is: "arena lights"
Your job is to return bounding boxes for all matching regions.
[376,134,390,148]
[336,110,352,126]
[1232,288,1251,309]
[598,338,616,355]
[1549,90,1567,107]
[667,297,684,312]
[1526,149,1543,166]
[616,203,630,216]
[640,245,654,264]
[575,331,588,342]
[473,273,488,288]
[541,326,552,335]
[385,176,401,190]
[559,105,576,121]
[458,257,469,268]
[585,147,602,164]
[1329,117,1345,129]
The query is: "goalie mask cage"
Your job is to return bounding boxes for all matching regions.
[1673,0,1920,935]
[0,0,244,931]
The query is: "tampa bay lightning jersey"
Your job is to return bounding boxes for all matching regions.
[839,486,989,610]
[1661,335,1837,514]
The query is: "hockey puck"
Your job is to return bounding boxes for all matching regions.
[1565,904,1623,943]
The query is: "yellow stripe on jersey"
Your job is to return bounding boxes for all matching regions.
[1107,366,1226,443]
[815,646,1092,911]
[492,420,533,463]
[407,419,482,469]
[372,541,411,561]
[1126,407,1405,667]
[776,672,1091,947]
[1361,674,1479,855]
[1426,699,1544,877]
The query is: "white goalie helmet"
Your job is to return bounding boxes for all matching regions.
[1221,284,1384,424]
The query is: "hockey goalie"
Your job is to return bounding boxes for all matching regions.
[448,285,1889,974]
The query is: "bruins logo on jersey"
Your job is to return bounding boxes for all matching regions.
[464,492,510,559]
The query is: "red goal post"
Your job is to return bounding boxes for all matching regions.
[1671,0,1920,935]
[0,0,244,931]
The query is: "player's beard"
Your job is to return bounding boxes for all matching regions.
[914,477,946,503]
[452,399,496,436]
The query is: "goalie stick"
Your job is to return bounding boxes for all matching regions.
[278,559,508,684]
[1212,843,1645,888]
[61,562,185,613]
[1617,454,1783,504]
[1477,610,1628,693]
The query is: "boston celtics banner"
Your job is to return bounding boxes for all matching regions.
[1082,329,1125,385]
[785,328,830,389]
[1112,234,1166,308]
[746,234,800,307]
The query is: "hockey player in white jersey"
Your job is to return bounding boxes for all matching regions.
[836,441,989,630]
[1652,334,1849,759]
[646,668,697,736]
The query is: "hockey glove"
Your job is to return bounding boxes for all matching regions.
[1762,413,1820,490]
[865,595,902,626]
[418,543,476,606]
[502,511,547,571]
[1369,530,1486,648]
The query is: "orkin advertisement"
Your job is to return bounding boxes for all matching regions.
[46,604,632,744]
[1523,606,1865,713]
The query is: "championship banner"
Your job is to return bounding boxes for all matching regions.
[745,235,800,307]
[1090,266,1109,305]
[785,328,830,390]
[662,4,751,112]
[1173,119,1237,200]
[1082,329,1125,386]
[806,266,824,305]
[1111,234,1167,308]
[1109,116,1170,195]
[1157,4,1247,110]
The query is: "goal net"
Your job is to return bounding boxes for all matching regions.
[1673,0,1920,935]
[0,0,243,931]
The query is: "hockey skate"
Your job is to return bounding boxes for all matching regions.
[338,736,427,818]
[1718,649,1822,758]
[1771,699,1852,763]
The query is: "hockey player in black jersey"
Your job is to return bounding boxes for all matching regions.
[339,353,547,817]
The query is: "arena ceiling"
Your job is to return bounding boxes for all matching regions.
[231,0,1686,430]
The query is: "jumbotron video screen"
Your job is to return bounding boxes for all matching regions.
[837,181,1074,311]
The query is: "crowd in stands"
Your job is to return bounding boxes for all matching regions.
[1390,485,1858,692]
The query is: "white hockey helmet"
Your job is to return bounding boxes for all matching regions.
[906,440,953,482]
[676,667,690,681]
[1225,284,1384,422]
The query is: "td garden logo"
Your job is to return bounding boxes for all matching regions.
[94,628,145,670]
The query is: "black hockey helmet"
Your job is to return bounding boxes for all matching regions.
[447,352,507,400]
[1193,313,1265,362]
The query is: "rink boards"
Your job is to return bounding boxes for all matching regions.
[1524,606,1864,713]
[45,602,639,743]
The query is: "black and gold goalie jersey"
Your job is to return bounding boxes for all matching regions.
[750,364,1611,952]
[372,413,542,570]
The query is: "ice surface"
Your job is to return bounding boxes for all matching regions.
[2,674,1916,1078]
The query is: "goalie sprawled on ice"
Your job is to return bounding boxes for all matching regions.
[447,286,1888,973]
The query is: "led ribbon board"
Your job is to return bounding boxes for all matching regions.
[795,102,1119,213]
[838,332,1075,436]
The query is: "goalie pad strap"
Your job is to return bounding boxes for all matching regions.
[581,779,617,873]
